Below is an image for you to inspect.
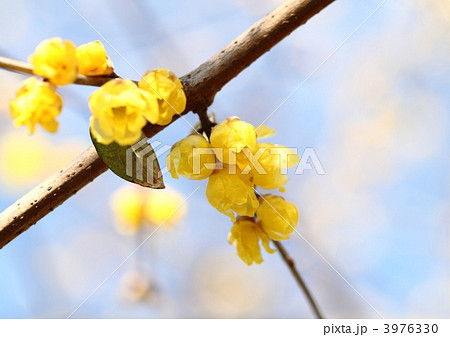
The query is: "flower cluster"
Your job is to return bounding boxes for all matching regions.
[89,69,186,145]
[166,116,300,265]
[10,37,114,133]
[9,37,186,144]
[29,38,114,85]
[9,77,62,133]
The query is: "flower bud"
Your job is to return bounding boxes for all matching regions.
[166,135,216,180]
[206,166,259,221]
[29,37,78,85]
[256,194,298,240]
[76,40,114,76]
[138,69,186,125]
[210,117,257,169]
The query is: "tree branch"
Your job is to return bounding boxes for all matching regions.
[142,0,335,136]
[0,0,336,248]
[0,146,107,248]
[0,56,118,87]
[273,240,324,318]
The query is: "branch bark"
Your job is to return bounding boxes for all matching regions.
[0,146,107,248]
[0,0,335,248]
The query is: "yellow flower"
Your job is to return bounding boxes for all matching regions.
[138,69,186,125]
[76,40,114,76]
[210,117,257,169]
[9,77,62,133]
[144,188,186,227]
[206,166,259,221]
[228,217,275,265]
[166,134,216,180]
[89,79,158,145]
[256,194,299,240]
[251,143,300,192]
[111,185,146,235]
[29,38,78,85]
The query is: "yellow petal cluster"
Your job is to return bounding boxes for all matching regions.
[29,38,78,85]
[166,134,216,180]
[210,117,257,168]
[9,77,62,133]
[13,38,186,142]
[206,166,259,222]
[111,185,185,235]
[251,143,300,192]
[10,38,117,135]
[138,69,186,125]
[76,41,114,76]
[166,117,300,265]
[89,79,158,145]
[256,194,299,240]
[228,217,275,265]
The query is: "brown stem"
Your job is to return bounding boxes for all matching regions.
[273,240,324,318]
[0,0,336,248]
[0,56,118,87]
[195,107,214,139]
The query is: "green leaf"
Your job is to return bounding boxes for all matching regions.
[91,133,165,189]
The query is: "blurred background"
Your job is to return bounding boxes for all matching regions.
[0,0,449,318]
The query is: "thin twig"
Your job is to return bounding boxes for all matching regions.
[195,107,215,139]
[0,56,118,87]
[273,240,324,319]
[0,0,336,248]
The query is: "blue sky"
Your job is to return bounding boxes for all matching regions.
[0,0,449,318]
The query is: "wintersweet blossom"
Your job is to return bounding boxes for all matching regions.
[251,143,300,192]
[256,194,299,240]
[76,41,114,76]
[138,69,186,125]
[29,37,78,85]
[89,79,158,145]
[164,116,301,265]
[206,166,259,221]
[210,117,257,168]
[9,77,63,133]
[228,217,275,265]
[166,134,216,180]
